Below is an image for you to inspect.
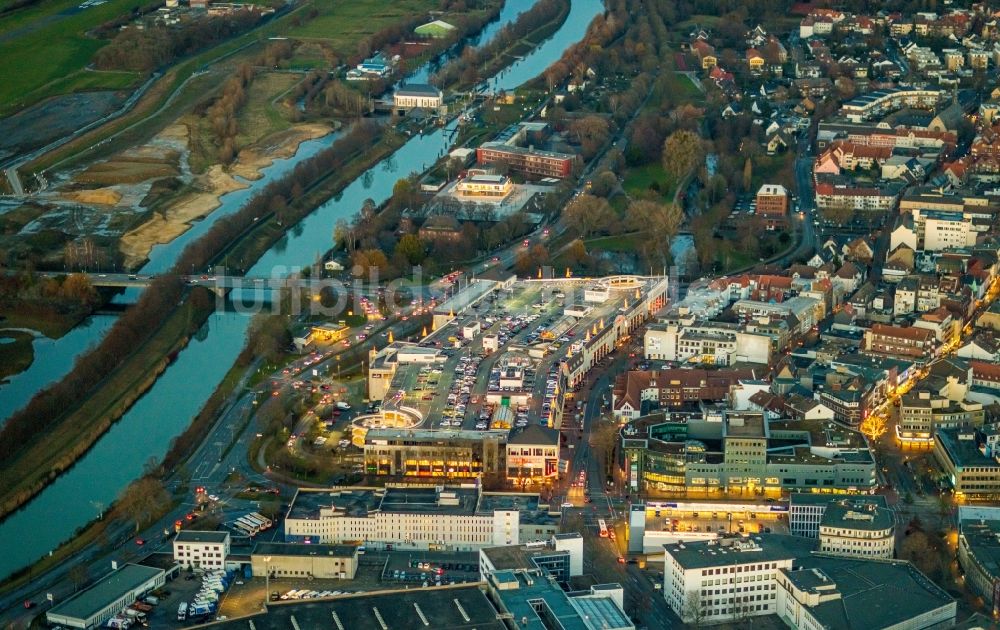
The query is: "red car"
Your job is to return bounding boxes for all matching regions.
[135,538,145,546]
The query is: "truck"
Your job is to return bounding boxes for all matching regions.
[177,602,188,621]
[190,602,215,616]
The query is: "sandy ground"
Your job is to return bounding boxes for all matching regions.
[119,122,332,269]
[62,187,122,205]
[119,163,246,268]
[229,123,331,180]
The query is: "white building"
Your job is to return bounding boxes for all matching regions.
[393,83,443,111]
[920,210,977,251]
[789,494,888,539]
[664,535,956,629]
[644,319,772,365]
[284,486,558,551]
[173,530,231,570]
[818,500,894,558]
[663,537,797,623]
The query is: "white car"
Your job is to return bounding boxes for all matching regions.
[561,502,573,508]
[208,494,220,502]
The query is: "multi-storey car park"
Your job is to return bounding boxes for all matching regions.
[360,274,668,481]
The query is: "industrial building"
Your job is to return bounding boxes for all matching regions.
[46,564,166,629]
[250,542,359,580]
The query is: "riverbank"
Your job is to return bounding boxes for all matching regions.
[120,122,334,269]
[0,330,33,381]
[218,129,407,272]
[0,288,215,522]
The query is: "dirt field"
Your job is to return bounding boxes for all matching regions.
[0,90,125,162]
[62,187,123,205]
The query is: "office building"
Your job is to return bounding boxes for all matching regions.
[643,320,773,366]
[957,506,1000,616]
[486,569,633,630]
[283,486,558,551]
[934,428,1000,499]
[621,411,876,496]
[756,184,791,228]
[663,535,954,628]
[172,530,230,570]
[479,533,583,583]
[817,500,894,558]
[789,494,887,539]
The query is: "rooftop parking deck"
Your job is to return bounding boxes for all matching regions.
[382,278,661,435]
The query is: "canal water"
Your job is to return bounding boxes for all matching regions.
[0,0,604,580]
[0,0,536,425]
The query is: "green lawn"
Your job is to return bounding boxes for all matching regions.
[0,0,150,113]
[622,163,677,203]
[584,233,641,253]
[287,0,437,48]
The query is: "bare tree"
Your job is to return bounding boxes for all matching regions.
[118,477,169,534]
[683,590,705,625]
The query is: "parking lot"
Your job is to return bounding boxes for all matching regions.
[379,550,481,586]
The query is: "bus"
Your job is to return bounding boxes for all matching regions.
[243,514,265,531]
[232,521,256,538]
[235,518,260,536]
[598,519,608,538]
[248,512,273,530]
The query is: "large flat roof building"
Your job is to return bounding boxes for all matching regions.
[284,486,558,551]
[211,585,507,630]
[46,564,166,629]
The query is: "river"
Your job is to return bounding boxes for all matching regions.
[0,0,604,580]
[0,0,535,425]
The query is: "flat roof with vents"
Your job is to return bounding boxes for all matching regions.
[209,586,505,630]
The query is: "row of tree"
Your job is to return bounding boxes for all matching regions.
[173,120,384,274]
[93,9,264,72]
[431,0,568,88]
[203,63,254,164]
[0,276,189,462]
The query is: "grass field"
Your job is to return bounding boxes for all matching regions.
[622,163,678,203]
[235,72,298,147]
[0,0,150,114]
[287,0,437,47]
[584,233,641,253]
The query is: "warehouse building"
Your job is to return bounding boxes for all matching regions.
[251,542,359,580]
[46,564,165,629]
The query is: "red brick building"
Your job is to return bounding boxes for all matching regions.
[755,184,791,229]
